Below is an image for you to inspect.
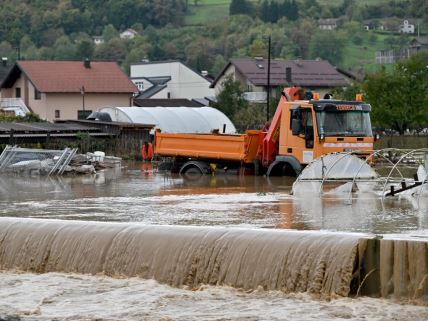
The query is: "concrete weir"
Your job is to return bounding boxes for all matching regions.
[0,218,426,302]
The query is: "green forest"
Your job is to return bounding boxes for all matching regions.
[0,0,426,74]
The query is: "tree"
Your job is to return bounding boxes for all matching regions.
[53,35,76,60]
[102,24,119,42]
[364,53,428,134]
[76,39,94,60]
[94,38,127,62]
[260,0,270,22]
[229,0,253,16]
[309,31,346,65]
[291,19,317,58]
[249,39,267,58]
[211,54,226,75]
[233,104,266,132]
[214,75,249,121]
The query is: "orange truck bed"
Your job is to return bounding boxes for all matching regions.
[155,130,261,163]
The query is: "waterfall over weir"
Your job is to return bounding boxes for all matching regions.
[0,218,427,301]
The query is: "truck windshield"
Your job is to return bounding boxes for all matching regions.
[316,111,373,137]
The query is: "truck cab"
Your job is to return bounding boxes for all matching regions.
[267,96,374,176]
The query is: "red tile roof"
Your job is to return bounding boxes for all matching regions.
[17,60,138,93]
[211,58,348,88]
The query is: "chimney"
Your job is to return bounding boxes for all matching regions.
[1,57,7,67]
[84,58,91,69]
[285,67,292,84]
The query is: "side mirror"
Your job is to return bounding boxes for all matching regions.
[291,118,302,135]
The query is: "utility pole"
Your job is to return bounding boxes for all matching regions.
[266,35,271,122]
[15,46,21,60]
[80,86,85,111]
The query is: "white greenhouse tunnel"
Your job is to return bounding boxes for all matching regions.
[98,106,236,134]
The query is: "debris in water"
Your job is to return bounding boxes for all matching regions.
[0,145,121,176]
[292,150,428,205]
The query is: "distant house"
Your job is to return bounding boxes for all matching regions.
[120,28,138,40]
[130,60,215,100]
[375,49,410,64]
[410,37,428,54]
[399,20,415,34]
[318,18,341,30]
[210,58,349,101]
[363,20,377,31]
[93,36,104,45]
[376,36,428,64]
[0,60,138,121]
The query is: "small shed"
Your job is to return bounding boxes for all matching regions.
[99,106,236,134]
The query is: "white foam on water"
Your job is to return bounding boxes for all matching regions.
[0,272,426,321]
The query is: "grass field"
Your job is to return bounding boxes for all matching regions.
[185,0,231,25]
[341,33,392,72]
[184,0,405,24]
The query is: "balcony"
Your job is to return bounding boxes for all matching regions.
[242,91,267,103]
[0,98,30,116]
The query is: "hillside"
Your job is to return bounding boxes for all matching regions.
[184,0,406,25]
[0,0,425,76]
[184,0,423,72]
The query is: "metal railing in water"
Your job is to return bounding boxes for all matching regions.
[0,145,77,176]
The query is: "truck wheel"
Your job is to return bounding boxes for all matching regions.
[267,161,297,177]
[182,166,203,179]
[179,161,211,179]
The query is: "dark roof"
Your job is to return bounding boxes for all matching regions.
[1,60,138,93]
[0,64,12,84]
[211,59,348,88]
[0,122,101,133]
[133,98,205,107]
[136,84,167,99]
[411,37,428,46]
[145,76,171,85]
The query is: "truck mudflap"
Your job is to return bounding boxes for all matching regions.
[267,155,302,177]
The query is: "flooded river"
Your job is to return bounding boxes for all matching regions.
[0,162,427,320]
[0,162,427,234]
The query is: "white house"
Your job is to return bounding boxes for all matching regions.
[399,20,415,34]
[318,18,340,30]
[93,36,104,45]
[120,28,138,40]
[130,60,215,100]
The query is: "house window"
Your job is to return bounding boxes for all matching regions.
[55,110,60,119]
[15,87,21,98]
[135,81,144,91]
[34,89,41,100]
[78,110,92,120]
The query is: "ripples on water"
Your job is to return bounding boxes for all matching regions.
[1,272,427,321]
[0,163,428,320]
[0,163,427,234]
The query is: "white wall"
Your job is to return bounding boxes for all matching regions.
[130,62,214,99]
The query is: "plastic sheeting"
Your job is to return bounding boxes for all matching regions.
[99,106,236,134]
[298,153,378,180]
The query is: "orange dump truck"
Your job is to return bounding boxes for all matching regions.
[155,88,375,177]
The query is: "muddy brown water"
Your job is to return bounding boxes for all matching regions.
[0,162,428,319]
[0,162,426,234]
